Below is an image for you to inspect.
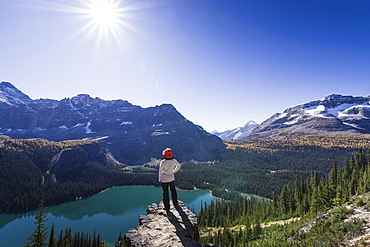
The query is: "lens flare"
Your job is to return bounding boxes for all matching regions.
[17,0,153,58]
[86,0,121,32]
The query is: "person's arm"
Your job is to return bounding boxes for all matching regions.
[172,159,181,174]
[158,160,164,182]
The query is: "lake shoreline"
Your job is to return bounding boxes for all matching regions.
[176,187,223,201]
[0,186,216,247]
[176,186,270,202]
[6,184,270,215]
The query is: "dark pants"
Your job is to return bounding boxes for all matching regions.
[161,181,178,210]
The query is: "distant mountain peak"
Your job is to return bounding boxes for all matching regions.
[245,120,257,126]
[0,81,32,105]
[212,120,259,140]
[249,93,370,138]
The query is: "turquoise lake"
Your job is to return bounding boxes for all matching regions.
[0,186,216,247]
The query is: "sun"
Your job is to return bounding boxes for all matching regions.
[76,0,137,52]
[30,0,147,55]
[86,0,121,31]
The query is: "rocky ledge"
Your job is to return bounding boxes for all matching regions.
[119,201,204,247]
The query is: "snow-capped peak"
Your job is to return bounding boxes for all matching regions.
[0,81,32,105]
[244,120,257,126]
[249,93,370,138]
[212,120,259,140]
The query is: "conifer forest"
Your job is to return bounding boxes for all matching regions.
[2,133,370,246]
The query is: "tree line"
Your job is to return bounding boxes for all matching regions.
[25,201,109,247]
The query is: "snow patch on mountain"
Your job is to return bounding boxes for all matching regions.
[85,122,94,134]
[32,127,46,132]
[343,122,364,130]
[284,116,301,125]
[305,105,326,116]
[120,121,133,125]
[303,103,370,118]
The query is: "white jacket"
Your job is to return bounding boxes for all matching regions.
[158,159,181,183]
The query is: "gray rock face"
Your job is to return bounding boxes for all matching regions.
[0,82,225,164]
[249,94,370,138]
[121,201,201,247]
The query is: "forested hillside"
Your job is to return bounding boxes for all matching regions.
[0,137,158,213]
[2,133,370,214]
[176,133,370,199]
[198,147,370,246]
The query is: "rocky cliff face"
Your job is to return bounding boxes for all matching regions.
[48,141,120,181]
[0,137,121,183]
[120,201,203,247]
[0,82,225,164]
[249,94,370,138]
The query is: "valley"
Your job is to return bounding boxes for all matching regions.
[2,132,370,215]
[2,82,370,246]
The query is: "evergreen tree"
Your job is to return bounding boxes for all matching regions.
[252,222,262,241]
[25,201,48,247]
[48,223,56,247]
[328,160,338,187]
[279,184,292,215]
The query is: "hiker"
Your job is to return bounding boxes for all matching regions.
[158,148,181,211]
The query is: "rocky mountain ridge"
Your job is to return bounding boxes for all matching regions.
[0,81,225,164]
[249,94,370,138]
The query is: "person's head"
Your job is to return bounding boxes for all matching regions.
[162,148,174,159]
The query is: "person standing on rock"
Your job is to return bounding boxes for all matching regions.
[158,148,181,211]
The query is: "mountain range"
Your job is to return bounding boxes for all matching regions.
[213,94,370,140]
[249,94,370,138]
[0,81,225,165]
[3,81,370,157]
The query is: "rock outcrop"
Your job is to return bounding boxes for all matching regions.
[288,193,370,246]
[120,201,202,247]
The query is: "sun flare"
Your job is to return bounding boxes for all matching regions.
[76,0,137,53]
[31,0,149,56]
[86,0,120,31]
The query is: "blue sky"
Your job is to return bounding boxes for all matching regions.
[1,0,370,132]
